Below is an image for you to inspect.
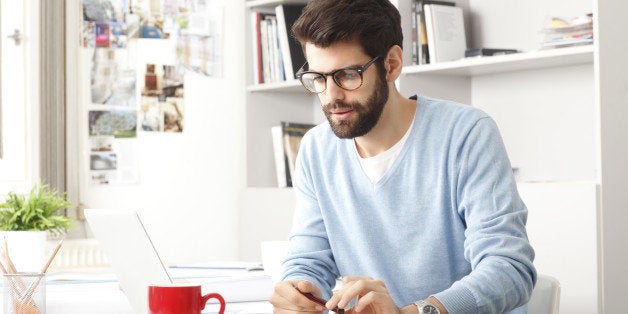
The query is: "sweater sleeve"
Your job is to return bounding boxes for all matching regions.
[279,133,339,299]
[433,117,537,313]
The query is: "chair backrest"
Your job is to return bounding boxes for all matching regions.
[527,274,561,314]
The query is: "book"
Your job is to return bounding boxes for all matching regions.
[250,12,264,84]
[271,126,289,188]
[414,1,455,64]
[275,4,307,80]
[411,0,418,64]
[269,16,285,82]
[259,14,284,83]
[259,17,271,83]
[424,4,466,63]
[266,16,278,82]
[464,48,520,57]
[281,121,316,187]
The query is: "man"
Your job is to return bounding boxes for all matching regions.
[269,0,536,313]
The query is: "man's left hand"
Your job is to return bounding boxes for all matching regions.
[326,276,417,314]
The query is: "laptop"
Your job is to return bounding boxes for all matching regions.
[84,209,273,314]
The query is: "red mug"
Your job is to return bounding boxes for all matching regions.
[148,284,226,314]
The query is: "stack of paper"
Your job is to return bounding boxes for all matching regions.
[540,14,593,48]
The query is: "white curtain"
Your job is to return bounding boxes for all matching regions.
[39,0,66,193]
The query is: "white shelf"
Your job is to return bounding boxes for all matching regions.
[402,45,593,77]
[246,0,309,9]
[246,79,305,93]
[247,45,594,93]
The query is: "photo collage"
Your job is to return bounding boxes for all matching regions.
[82,0,222,186]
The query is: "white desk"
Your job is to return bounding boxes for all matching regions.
[46,280,135,313]
[2,267,274,313]
[45,280,272,313]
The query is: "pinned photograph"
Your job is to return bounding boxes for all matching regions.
[90,172,113,186]
[140,63,185,132]
[158,0,224,77]
[95,22,110,48]
[139,98,184,133]
[142,63,184,97]
[83,21,96,47]
[91,48,137,106]
[163,99,184,132]
[132,0,167,39]
[90,153,118,170]
[89,110,137,138]
[82,0,137,48]
[83,0,128,22]
[90,135,115,152]
[140,97,162,132]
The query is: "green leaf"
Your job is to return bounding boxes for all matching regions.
[0,182,74,233]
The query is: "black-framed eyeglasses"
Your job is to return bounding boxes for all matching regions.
[295,56,381,94]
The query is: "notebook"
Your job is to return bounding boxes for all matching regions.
[84,209,273,314]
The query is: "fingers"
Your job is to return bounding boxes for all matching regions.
[296,280,320,295]
[338,277,387,307]
[269,280,326,313]
[327,277,395,313]
[270,277,398,314]
[350,290,386,313]
[342,276,375,284]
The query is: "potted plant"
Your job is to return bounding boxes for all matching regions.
[0,183,73,272]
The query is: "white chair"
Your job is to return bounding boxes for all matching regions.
[527,274,561,314]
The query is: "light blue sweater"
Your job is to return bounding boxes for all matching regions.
[281,95,536,313]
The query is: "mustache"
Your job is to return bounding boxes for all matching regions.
[323,100,354,111]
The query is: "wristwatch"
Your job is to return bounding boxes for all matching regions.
[415,300,440,314]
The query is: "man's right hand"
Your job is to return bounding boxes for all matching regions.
[269,280,326,313]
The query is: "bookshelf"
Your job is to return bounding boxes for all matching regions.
[245,0,598,187]
[402,44,593,76]
[245,0,318,188]
[243,0,628,312]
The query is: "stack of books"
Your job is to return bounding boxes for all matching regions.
[540,14,593,49]
[251,4,307,84]
[271,121,316,188]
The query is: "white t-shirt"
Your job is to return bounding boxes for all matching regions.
[358,118,415,183]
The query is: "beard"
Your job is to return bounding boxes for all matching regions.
[322,73,389,139]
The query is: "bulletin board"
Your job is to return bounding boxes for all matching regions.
[81,0,224,186]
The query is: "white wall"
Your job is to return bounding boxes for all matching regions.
[237,188,296,262]
[519,182,598,313]
[72,0,246,264]
[471,64,597,183]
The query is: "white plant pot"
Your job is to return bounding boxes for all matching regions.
[0,231,47,272]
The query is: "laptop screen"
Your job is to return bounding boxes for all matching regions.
[84,209,171,314]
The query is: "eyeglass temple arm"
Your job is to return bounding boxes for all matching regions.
[296,62,309,77]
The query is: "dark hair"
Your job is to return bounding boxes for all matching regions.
[291,0,402,59]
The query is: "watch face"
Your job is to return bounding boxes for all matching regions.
[422,304,439,314]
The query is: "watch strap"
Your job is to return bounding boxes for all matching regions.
[415,299,440,314]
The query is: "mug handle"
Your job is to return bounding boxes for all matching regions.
[200,292,226,314]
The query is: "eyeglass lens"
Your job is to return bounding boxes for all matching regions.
[298,56,380,93]
[300,69,362,93]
